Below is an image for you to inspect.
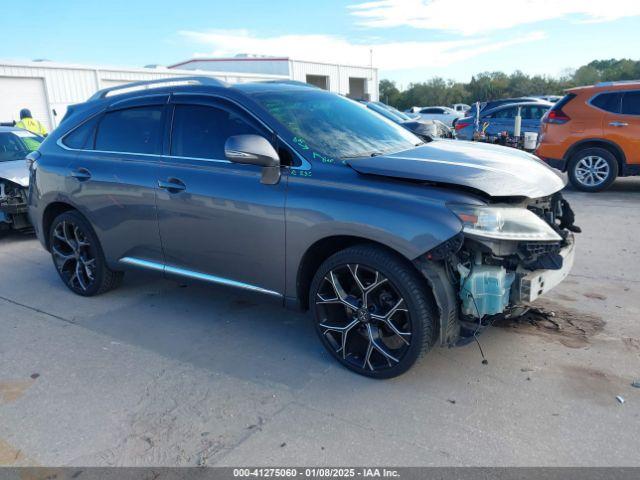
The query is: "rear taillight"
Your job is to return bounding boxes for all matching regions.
[544,109,570,124]
[543,93,576,125]
[455,121,471,131]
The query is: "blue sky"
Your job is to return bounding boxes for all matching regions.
[2,0,639,87]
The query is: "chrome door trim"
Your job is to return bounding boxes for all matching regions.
[119,256,282,297]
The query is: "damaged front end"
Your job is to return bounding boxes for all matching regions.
[0,178,30,231]
[416,193,579,346]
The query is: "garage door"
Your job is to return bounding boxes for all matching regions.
[348,77,367,101]
[0,77,51,131]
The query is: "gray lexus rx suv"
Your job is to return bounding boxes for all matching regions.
[28,77,579,378]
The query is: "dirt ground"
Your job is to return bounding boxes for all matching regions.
[1,178,639,467]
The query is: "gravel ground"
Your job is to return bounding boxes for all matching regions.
[1,179,639,467]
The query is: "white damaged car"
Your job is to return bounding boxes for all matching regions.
[0,126,42,232]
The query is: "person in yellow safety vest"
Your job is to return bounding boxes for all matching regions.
[15,108,48,137]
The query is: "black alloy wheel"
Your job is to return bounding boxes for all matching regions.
[49,211,123,296]
[311,245,435,378]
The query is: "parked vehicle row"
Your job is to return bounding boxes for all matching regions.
[404,84,640,192]
[365,102,453,140]
[455,101,552,141]
[474,96,551,114]
[28,77,578,378]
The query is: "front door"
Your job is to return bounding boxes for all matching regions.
[155,95,286,296]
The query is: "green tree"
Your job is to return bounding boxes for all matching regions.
[573,65,600,86]
[379,79,401,105]
[378,58,640,108]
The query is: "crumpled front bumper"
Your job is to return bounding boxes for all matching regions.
[515,233,575,303]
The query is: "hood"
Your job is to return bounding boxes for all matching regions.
[347,139,565,198]
[0,160,29,187]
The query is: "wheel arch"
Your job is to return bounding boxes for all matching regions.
[295,235,429,312]
[564,138,626,173]
[297,235,445,349]
[41,201,78,251]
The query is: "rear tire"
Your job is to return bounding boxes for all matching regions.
[568,147,618,192]
[49,211,123,296]
[310,244,435,379]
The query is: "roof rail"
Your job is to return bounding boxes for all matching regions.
[259,80,318,89]
[595,79,640,87]
[89,76,227,100]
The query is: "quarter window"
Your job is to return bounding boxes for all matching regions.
[63,115,100,150]
[170,104,264,160]
[95,106,164,154]
[621,91,640,115]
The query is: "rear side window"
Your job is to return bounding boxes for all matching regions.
[591,92,621,113]
[621,91,640,115]
[63,116,99,150]
[170,104,264,160]
[95,106,164,154]
[491,107,517,119]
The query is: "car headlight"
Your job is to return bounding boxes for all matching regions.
[449,204,562,241]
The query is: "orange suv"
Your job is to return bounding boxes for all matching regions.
[536,81,640,191]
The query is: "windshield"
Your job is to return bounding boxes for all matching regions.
[0,131,43,162]
[250,89,420,159]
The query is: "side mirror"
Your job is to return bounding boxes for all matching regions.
[225,134,281,184]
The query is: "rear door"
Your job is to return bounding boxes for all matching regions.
[613,90,640,167]
[155,94,286,296]
[63,95,166,266]
[484,106,516,136]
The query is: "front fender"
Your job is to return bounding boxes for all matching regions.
[284,167,481,298]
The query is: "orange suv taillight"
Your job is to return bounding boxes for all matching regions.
[543,93,576,125]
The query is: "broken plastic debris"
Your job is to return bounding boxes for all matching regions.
[616,395,625,404]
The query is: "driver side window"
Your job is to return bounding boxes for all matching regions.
[170,104,266,160]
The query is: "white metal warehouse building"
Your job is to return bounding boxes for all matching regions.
[0,57,379,132]
[170,55,379,103]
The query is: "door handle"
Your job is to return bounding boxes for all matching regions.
[609,121,628,127]
[69,167,92,181]
[158,178,186,193]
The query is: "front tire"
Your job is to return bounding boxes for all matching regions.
[49,211,123,296]
[568,147,618,192]
[310,245,435,379]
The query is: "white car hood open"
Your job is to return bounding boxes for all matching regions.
[0,160,29,187]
